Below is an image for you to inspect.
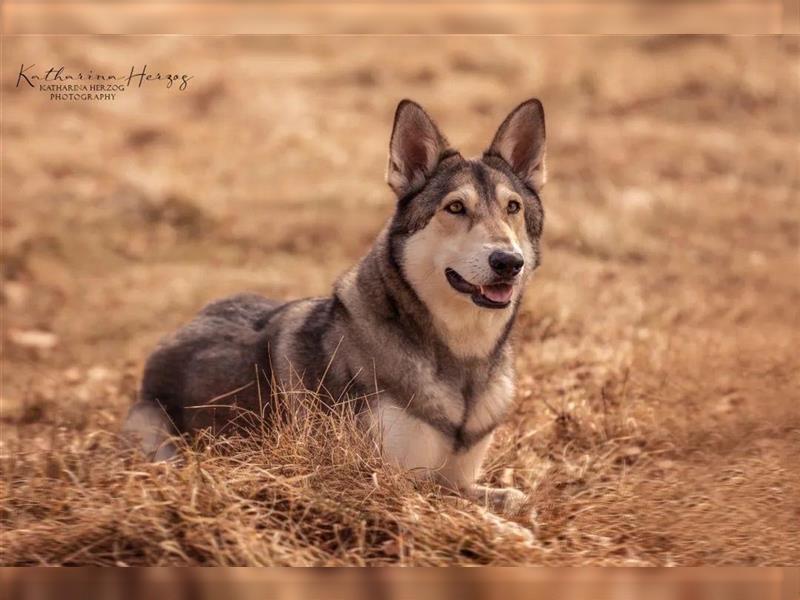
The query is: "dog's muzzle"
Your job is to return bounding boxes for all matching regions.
[445,268,515,309]
[489,250,524,278]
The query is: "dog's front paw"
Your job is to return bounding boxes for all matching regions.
[467,485,533,518]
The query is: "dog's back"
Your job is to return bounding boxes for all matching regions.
[124,293,282,458]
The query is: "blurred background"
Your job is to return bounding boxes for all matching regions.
[1,0,799,571]
[0,568,798,599]
[1,0,795,34]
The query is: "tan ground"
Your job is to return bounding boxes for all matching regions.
[2,35,799,565]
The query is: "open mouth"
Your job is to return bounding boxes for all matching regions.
[445,268,514,309]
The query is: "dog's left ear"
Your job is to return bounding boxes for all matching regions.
[387,99,452,198]
[486,99,546,191]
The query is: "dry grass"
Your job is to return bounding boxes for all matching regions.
[3,395,553,566]
[2,33,799,565]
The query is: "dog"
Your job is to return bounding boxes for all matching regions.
[123,98,546,514]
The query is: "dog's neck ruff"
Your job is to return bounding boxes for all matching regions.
[428,302,516,360]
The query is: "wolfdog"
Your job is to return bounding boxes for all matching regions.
[124,98,546,514]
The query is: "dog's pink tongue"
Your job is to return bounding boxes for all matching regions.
[482,283,513,304]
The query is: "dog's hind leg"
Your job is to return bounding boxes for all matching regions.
[122,401,178,461]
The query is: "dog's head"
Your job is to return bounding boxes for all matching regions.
[387,99,546,321]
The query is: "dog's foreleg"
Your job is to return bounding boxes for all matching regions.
[437,435,533,518]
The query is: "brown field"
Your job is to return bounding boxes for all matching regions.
[2,33,799,566]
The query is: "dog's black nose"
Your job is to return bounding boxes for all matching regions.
[489,251,524,277]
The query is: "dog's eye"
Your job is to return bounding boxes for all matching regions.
[445,200,466,215]
[507,200,521,214]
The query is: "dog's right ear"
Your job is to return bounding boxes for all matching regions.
[387,100,451,198]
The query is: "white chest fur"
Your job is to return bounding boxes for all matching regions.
[366,372,515,490]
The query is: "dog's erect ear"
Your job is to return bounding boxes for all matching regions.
[387,100,451,198]
[486,99,546,191]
